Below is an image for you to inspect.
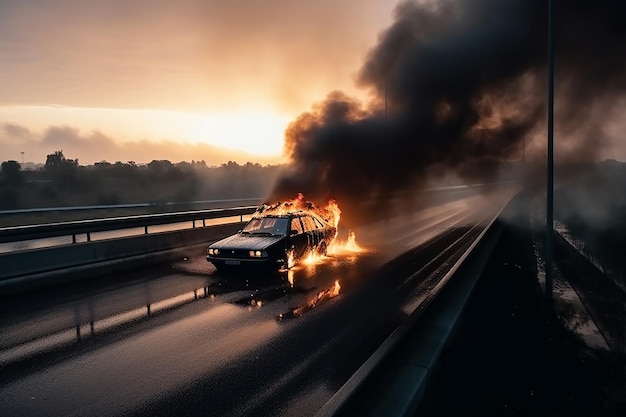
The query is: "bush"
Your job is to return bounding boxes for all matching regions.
[0,186,19,209]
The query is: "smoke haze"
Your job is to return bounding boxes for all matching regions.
[271,0,626,212]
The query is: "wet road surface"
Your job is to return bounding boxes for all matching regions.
[0,189,516,417]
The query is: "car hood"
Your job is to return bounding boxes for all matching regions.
[211,233,284,251]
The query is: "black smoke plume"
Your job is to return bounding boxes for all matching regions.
[270,0,626,216]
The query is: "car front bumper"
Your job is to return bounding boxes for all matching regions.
[206,255,285,269]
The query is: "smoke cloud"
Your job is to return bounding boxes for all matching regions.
[270,0,626,214]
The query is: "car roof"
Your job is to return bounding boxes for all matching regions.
[253,211,305,218]
[252,211,328,222]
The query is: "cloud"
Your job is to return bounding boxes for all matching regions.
[0,123,281,165]
[0,0,397,112]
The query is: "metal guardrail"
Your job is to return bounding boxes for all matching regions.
[0,206,258,244]
[0,197,264,216]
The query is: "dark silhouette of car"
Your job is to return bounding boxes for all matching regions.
[206,212,337,270]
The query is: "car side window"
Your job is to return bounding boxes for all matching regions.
[312,217,325,229]
[291,217,304,235]
[301,216,317,232]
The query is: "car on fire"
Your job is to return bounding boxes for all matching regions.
[206,211,337,270]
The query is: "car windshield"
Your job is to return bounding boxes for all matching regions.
[242,217,289,236]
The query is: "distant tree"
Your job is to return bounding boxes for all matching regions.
[175,161,194,173]
[221,161,240,169]
[94,160,112,168]
[193,160,208,170]
[45,150,64,170]
[44,150,79,184]
[147,159,190,181]
[147,159,173,175]
[110,161,138,179]
[1,160,23,184]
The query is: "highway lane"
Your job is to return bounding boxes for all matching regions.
[0,187,517,417]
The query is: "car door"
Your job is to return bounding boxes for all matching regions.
[312,216,329,241]
[301,216,321,248]
[289,217,308,258]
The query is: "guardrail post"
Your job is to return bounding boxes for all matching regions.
[87,232,91,242]
[144,226,149,235]
[192,220,196,229]
[202,219,206,227]
[72,234,77,244]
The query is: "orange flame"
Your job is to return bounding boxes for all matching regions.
[285,250,296,270]
[303,249,327,266]
[257,194,367,270]
[320,199,341,230]
[328,230,363,254]
[255,193,341,229]
[345,230,362,251]
[279,250,295,272]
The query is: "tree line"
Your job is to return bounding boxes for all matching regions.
[0,151,284,209]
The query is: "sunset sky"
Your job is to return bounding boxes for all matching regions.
[0,0,397,165]
[2,0,625,168]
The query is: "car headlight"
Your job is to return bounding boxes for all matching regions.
[249,250,267,258]
[208,248,220,256]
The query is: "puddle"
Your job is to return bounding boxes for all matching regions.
[278,281,341,321]
[233,284,308,307]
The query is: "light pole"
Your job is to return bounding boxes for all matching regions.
[545,0,554,303]
[385,79,388,118]
[20,151,24,164]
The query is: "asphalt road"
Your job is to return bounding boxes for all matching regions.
[0,188,516,417]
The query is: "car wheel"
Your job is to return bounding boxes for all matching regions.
[317,241,327,256]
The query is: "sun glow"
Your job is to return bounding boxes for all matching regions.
[180,112,292,156]
[0,105,292,159]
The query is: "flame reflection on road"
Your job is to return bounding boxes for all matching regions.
[278,280,341,321]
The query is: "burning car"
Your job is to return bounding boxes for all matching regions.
[206,197,338,270]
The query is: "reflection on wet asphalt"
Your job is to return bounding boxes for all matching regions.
[0,248,380,417]
[0,187,517,417]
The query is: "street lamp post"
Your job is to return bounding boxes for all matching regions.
[546,0,555,303]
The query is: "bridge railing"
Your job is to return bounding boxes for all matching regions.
[0,206,258,245]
